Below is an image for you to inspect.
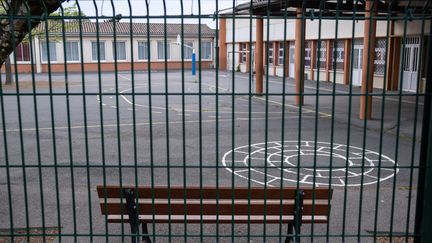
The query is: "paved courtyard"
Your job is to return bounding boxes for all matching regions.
[0,69,425,242]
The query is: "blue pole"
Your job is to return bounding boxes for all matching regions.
[192,49,196,76]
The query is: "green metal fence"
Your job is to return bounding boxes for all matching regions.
[0,0,432,242]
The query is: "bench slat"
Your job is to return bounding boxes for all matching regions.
[97,185,333,200]
[106,215,329,224]
[100,202,330,216]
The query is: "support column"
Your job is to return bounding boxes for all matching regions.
[343,39,351,85]
[246,42,251,73]
[360,0,377,120]
[295,8,305,106]
[326,40,331,82]
[34,36,42,73]
[310,40,316,81]
[387,36,401,91]
[219,18,227,70]
[256,17,264,94]
[284,41,290,77]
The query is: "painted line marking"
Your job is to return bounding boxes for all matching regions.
[0,116,300,133]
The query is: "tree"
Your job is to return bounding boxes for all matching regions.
[0,0,66,84]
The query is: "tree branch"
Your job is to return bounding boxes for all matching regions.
[0,0,64,66]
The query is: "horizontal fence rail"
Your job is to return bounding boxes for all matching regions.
[0,0,432,242]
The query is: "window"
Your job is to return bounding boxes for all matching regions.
[91,41,105,61]
[315,40,327,69]
[41,41,57,62]
[278,42,285,66]
[304,41,311,68]
[330,40,344,70]
[266,42,274,65]
[15,43,30,62]
[201,41,212,60]
[240,43,247,63]
[65,41,79,61]
[157,41,170,60]
[113,41,126,60]
[138,41,149,60]
[374,38,387,74]
[183,41,193,59]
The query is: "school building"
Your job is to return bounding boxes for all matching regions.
[218,0,430,119]
[4,22,215,74]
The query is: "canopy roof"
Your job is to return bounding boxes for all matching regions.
[219,0,431,17]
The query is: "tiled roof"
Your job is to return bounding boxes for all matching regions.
[38,22,215,37]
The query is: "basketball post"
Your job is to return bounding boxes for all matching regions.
[177,34,196,76]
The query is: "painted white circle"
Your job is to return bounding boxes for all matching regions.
[221,141,399,187]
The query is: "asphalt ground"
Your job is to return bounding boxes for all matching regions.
[0,69,426,242]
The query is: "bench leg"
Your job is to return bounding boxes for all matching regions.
[142,223,151,243]
[285,222,294,243]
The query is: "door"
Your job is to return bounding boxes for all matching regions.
[289,42,295,78]
[401,37,420,92]
[352,45,363,86]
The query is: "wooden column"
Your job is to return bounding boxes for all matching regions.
[219,18,227,70]
[360,0,377,120]
[387,37,401,91]
[256,17,264,94]
[325,40,332,82]
[295,8,305,106]
[310,40,316,80]
[284,41,290,77]
[343,39,351,85]
[246,42,251,73]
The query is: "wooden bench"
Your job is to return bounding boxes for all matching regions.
[97,185,332,243]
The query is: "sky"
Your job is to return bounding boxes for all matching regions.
[62,0,250,28]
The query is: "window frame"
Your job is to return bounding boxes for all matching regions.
[183,41,194,60]
[15,43,31,63]
[201,41,212,60]
[41,41,57,63]
[278,42,285,66]
[157,40,171,60]
[267,42,274,65]
[138,41,149,60]
[65,41,80,62]
[91,41,106,61]
[112,41,127,61]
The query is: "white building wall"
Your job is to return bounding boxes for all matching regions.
[225,18,430,43]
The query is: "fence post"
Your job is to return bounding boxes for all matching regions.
[414,24,432,242]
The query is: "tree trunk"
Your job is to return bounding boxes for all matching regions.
[0,0,64,65]
[4,56,12,85]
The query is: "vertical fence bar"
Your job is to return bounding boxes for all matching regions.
[180,1,188,242]
[58,3,79,241]
[405,4,428,242]
[279,0,289,241]
[144,1,157,241]
[0,49,14,243]
[389,4,411,242]
[342,0,358,240]
[372,4,392,242]
[230,0,236,241]
[247,1,254,242]
[414,8,432,242]
[75,1,93,240]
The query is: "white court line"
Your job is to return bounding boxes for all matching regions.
[0,116,310,133]
[231,74,423,106]
[204,83,331,118]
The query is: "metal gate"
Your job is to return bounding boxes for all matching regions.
[1,0,432,242]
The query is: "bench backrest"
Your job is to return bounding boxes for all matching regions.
[97,185,332,218]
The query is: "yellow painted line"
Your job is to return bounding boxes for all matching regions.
[0,116,312,133]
